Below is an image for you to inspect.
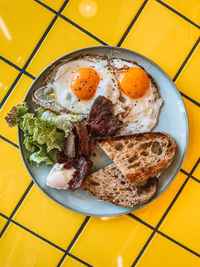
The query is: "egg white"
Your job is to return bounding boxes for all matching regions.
[46,163,75,189]
[50,57,120,114]
[110,58,163,135]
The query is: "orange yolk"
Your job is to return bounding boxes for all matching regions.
[117,67,150,98]
[71,68,100,100]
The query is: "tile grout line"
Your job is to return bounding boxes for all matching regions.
[128,188,200,258]
[0,196,198,265]
[57,216,91,267]
[0,0,70,110]
[156,230,200,257]
[173,36,200,83]
[156,0,200,30]
[127,213,154,230]
[0,133,199,223]
[34,0,108,45]
[117,0,149,47]
[0,56,35,80]
[22,0,70,72]
[180,91,200,108]
[132,177,188,267]
[68,253,93,267]
[0,72,24,109]
[0,212,92,266]
[132,157,200,266]
[0,181,34,238]
[59,14,108,45]
[180,168,189,176]
[129,212,200,258]
[34,0,58,14]
[0,213,8,220]
[190,176,200,184]
[132,231,155,267]
[0,212,65,252]
[0,1,199,263]
[1,130,200,260]
[0,2,199,109]
[0,135,19,149]
[1,133,199,184]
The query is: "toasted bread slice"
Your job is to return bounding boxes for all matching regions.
[81,163,158,208]
[98,132,176,185]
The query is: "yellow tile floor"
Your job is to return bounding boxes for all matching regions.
[0,0,200,266]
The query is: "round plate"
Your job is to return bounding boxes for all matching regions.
[18,46,188,217]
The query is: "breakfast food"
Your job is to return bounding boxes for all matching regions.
[81,163,158,207]
[33,55,163,136]
[110,58,163,135]
[47,163,76,189]
[33,56,120,114]
[98,132,176,185]
[87,95,121,137]
[5,52,177,209]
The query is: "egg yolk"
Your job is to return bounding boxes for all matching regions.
[117,67,150,98]
[71,68,100,100]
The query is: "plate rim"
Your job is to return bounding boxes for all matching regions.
[18,45,189,217]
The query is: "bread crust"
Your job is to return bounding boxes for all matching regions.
[82,163,158,207]
[98,132,176,185]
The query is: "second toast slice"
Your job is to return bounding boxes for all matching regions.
[98,132,176,185]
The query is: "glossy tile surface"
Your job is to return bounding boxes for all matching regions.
[0,0,54,67]
[137,233,200,267]
[160,178,200,253]
[62,256,86,267]
[164,0,200,25]
[1,0,200,265]
[193,165,200,181]
[70,216,152,266]
[0,139,31,216]
[122,0,199,78]
[182,98,200,172]
[14,185,86,249]
[27,18,100,77]
[0,216,7,233]
[133,172,187,226]
[0,223,63,267]
[42,0,65,11]
[62,0,144,45]
[0,60,19,102]
[0,75,33,144]
[175,43,200,103]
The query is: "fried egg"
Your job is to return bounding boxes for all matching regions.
[49,56,120,114]
[110,58,163,135]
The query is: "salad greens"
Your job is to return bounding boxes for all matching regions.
[37,108,83,136]
[5,103,83,166]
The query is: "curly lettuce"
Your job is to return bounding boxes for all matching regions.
[5,103,28,127]
[29,145,54,166]
[37,108,84,136]
[5,103,64,165]
[5,103,84,166]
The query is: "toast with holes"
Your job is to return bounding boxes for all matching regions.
[81,163,158,207]
[98,132,176,185]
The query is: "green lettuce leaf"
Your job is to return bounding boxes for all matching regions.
[11,107,65,152]
[5,103,28,127]
[37,108,84,136]
[23,132,37,153]
[5,103,84,166]
[29,145,53,166]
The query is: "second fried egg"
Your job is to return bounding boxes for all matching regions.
[110,58,163,135]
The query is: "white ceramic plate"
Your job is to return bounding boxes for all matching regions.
[18,46,188,217]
